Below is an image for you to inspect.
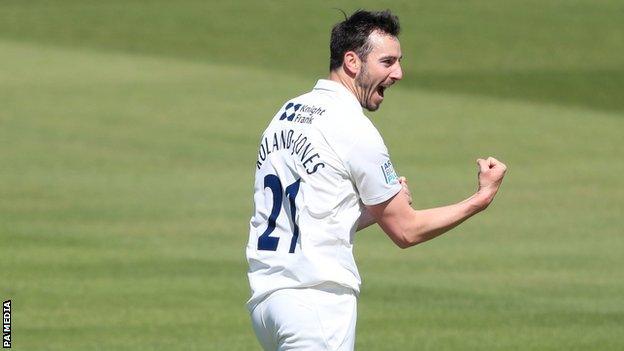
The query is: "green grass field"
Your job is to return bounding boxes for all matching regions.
[1,1,623,350]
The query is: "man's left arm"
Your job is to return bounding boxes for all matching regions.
[357,176,411,231]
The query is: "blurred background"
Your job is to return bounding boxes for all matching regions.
[1,1,623,350]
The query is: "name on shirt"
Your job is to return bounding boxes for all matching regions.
[256,129,326,175]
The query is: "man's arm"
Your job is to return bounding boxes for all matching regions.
[367,157,507,248]
[357,177,412,231]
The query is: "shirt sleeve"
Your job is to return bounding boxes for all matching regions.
[345,133,402,206]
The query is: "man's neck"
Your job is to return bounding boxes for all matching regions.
[328,69,362,104]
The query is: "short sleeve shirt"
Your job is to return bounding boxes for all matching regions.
[246,79,402,310]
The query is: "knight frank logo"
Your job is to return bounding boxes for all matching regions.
[279,102,301,121]
[2,300,10,349]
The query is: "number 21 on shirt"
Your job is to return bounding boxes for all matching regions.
[257,174,301,253]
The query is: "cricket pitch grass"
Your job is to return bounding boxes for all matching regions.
[1,1,623,350]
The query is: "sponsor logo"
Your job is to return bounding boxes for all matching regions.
[381,160,398,185]
[279,102,302,121]
[279,102,326,124]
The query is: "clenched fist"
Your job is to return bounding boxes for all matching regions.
[475,157,507,210]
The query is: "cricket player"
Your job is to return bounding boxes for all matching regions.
[246,9,507,351]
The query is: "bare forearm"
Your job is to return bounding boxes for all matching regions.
[374,190,491,248]
[371,157,507,249]
[403,193,484,246]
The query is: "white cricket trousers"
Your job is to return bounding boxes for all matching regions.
[250,282,357,351]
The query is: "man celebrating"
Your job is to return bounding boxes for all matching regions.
[246,9,506,351]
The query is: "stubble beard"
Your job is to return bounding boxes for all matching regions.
[354,64,380,112]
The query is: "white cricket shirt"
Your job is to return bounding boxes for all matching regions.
[246,79,402,311]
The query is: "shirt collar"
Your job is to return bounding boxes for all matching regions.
[313,79,362,110]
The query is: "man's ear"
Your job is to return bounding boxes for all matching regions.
[342,51,361,76]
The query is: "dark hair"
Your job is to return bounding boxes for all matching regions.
[329,10,400,71]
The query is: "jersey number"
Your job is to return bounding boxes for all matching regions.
[257,175,301,253]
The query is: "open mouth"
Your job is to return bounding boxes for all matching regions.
[377,85,386,97]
